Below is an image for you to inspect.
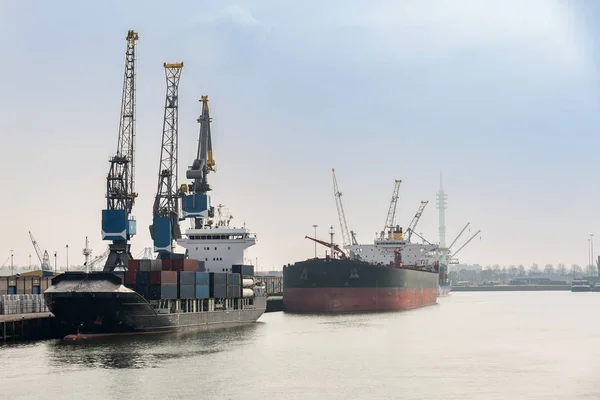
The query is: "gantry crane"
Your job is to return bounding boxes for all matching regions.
[181,95,216,229]
[101,30,139,272]
[405,200,429,242]
[150,62,184,254]
[28,231,50,270]
[380,179,402,240]
[332,168,357,250]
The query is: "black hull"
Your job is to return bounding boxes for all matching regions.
[44,273,266,337]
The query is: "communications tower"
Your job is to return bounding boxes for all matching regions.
[436,171,447,248]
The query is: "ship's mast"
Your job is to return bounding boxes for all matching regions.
[437,171,447,248]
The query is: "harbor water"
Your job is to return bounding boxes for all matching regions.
[1,291,599,399]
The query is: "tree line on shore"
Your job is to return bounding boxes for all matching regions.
[482,263,597,277]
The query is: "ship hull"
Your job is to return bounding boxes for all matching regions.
[44,273,266,338]
[438,283,452,297]
[283,258,439,313]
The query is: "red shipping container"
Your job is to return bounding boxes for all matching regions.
[150,271,178,285]
[124,271,137,285]
[183,259,198,271]
[128,259,141,272]
[161,259,172,271]
[170,259,184,271]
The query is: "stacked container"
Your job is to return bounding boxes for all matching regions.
[226,273,242,298]
[148,271,178,299]
[210,273,227,298]
[232,264,255,277]
[178,271,196,299]
[195,272,210,298]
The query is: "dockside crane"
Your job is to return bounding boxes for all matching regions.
[149,62,184,254]
[332,168,357,249]
[438,222,481,264]
[180,95,216,229]
[28,231,50,270]
[380,180,402,240]
[405,200,429,242]
[101,30,139,272]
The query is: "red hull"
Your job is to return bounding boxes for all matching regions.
[284,287,438,313]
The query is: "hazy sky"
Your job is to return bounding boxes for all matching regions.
[1,0,600,270]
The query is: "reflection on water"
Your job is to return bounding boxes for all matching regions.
[47,323,261,370]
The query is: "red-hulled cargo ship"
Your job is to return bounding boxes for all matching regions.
[283,226,440,313]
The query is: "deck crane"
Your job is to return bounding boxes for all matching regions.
[180,95,216,229]
[438,222,481,264]
[149,62,184,254]
[332,168,358,251]
[101,30,139,272]
[28,231,50,270]
[380,179,402,240]
[405,200,429,242]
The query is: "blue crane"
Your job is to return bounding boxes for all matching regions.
[181,95,215,229]
[101,30,139,272]
[149,62,184,254]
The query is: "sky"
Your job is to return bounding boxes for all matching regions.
[1,0,600,271]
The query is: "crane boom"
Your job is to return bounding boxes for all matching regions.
[102,30,139,272]
[150,62,184,253]
[305,236,348,260]
[451,230,481,258]
[406,200,429,242]
[332,168,352,248]
[380,180,401,239]
[181,95,215,229]
[28,231,50,270]
[448,222,470,250]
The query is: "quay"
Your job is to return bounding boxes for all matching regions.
[452,284,571,292]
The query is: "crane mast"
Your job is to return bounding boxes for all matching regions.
[102,30,139,272]
[406,200,429,242]
[181,95,215,229]
[150,62,184,253]
[380,179,402,240]
[332,168,354,248]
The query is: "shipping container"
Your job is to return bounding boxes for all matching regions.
[32,286,40,295]
[195,272,209,285]
[148,284,178,300]
[178,271,196,286]
[210,272,227,286]
[197,260,206,272]
[211,284,227,298]
[227,285,241,298]
[195,285,210,298]
[140,260,152,271]
[150,271,178,285]
[135,284,149,298]
[128,259,141,272]
[137,271,150,286]
[227,273,241,285]
[161,259,172,271]
[170,259,198,272]
[179,284,195,299]
[8,286,16,295]
[232,264,255,277]
[150,260,163,271]
[125,271,138,285]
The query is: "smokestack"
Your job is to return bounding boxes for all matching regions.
[436,170,447,248]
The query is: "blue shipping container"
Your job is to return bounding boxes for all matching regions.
[195,285,210,298]
[179,271,196,286]
[195,272,209,285]
[149,284,178,300]
[212,284,227,298]
[137,271,150,285]
[227,285,241,298]
[179,284,195,299]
